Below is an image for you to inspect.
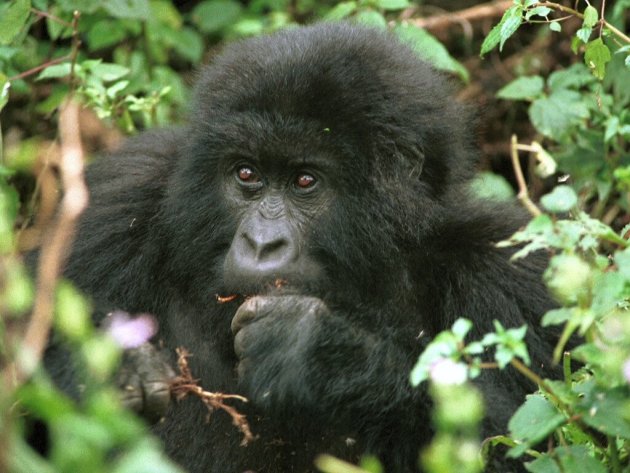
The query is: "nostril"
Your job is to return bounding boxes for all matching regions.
[258,238,289,261]
[242,232,257,251]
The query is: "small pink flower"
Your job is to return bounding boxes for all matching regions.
[104,311,158,348]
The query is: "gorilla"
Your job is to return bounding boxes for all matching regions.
[46,22,555,473]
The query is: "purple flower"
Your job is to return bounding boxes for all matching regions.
[104,311,158,348]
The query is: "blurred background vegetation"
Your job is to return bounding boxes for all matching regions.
[1,1,629,472]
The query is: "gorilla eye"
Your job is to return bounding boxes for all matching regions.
[236,166,260,184]
[295,173,316,190]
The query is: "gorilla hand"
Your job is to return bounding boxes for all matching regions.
[117,343,177,423]
[231,295,328,410]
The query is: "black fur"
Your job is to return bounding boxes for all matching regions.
[54,23,555,472]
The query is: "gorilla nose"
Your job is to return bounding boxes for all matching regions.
[224,217,299,281]
[243,230,294,267]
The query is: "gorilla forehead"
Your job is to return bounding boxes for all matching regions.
[194,23,453,136]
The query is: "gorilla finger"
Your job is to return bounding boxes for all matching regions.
[231,296,267,334]
[142,380,172,423]
[119,373,144,413]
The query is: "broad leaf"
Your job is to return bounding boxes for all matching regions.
[0,0,31,45]
[497,76,544,100]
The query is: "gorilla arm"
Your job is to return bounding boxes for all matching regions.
[43,129,183,422]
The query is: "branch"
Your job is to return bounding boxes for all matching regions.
[17,99,88,383]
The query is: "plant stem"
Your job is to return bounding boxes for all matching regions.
[562,351,572,389]
[510,135,542,217]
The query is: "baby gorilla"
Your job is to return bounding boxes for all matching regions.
[51,22,555,473]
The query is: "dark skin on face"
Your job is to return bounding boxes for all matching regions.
[221,146,334,288]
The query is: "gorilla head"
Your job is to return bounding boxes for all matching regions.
[164,24,476,304]
[58,22,554,473]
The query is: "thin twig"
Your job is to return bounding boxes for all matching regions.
[8,55,71,82]
[510,135,542,217]
[30,8,73,28]
[170,348,255,446]
[69,11,81,92]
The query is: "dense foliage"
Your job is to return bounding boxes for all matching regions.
[1,1,629,472]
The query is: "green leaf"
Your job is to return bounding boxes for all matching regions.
[324,1,358,20]
[0,73,9,112]
[9,436,57,473]
[354,10,387,29]
[582,5,598,28]
[55,281,92,341]
[549,21,561,33]
[525,455,561,473]
[192,0,243,33]
[86,20,129,51]
[529,90,589,138]
[480,22,501,57]
[231,18,264,37]
[470,172,515,201]
[36,62,72,81]
[0,0,31,45]
[171,27,204,63]
[577,387,630,437]
[540,185,578,213]
[90,63,130,82]
[113,440,185,473]
[103,0,150,20]
[576,26,592,43]
[614,247,630,280]
[508,395,565,455]
[150,0,182,28]
[497,76,544,100]
[544,254,592,306]
[499,6,522,51]
[480,5,523,56]
[584,38,611,80]
[604,116,620,142]
[373,0,409,10]
[0,180,19,252]
[554,446,606,473]
[451,318,472,340]
[17,378,75,420]
[2,261,34,313]
[525,6,551,21]
[395,25,469,82]
[547,64,594,91]
[541,308,574,327]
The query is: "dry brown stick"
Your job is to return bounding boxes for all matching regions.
[16,99,88,383]
[171,348,255,446]
[409,0,513,31]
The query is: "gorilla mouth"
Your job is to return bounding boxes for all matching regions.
[216,278,290,304]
